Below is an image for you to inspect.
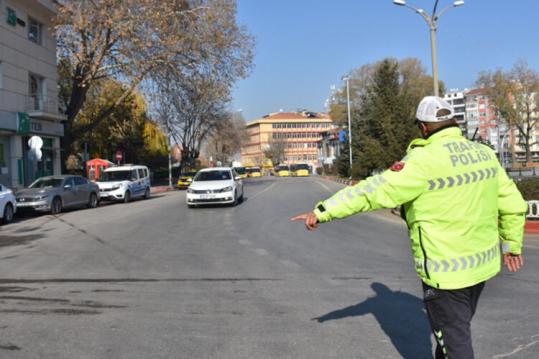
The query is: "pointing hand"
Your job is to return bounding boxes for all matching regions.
[290,212,319,231]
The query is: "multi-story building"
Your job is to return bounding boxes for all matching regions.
[464,88,502,151]
[241,111,332,168]
[443,90,467,137]
[0,0,65,188]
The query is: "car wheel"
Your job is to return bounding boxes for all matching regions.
[238,190,244,203]
[123,191,131,203]
[2,203,14,224]
[144,187,150,199]
[51,197,62,215]
[88,193,98,208]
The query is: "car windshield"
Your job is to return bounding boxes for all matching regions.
[276,165,289,171]
[29,178,64,189]
[234,167,246,175]
[295,164,309,170]
[181,172,197,177]
[246,167,260,173]
[194,170,232,181]
[102,170,134,182]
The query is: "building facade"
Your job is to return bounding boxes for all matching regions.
[443,90,467,137]
[0,0,64,188]
[241,111,332,168]
[464,88,503,152]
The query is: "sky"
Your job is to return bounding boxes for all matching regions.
[231,0,539,121]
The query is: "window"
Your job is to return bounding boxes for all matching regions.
[0,143,4,166]
[29,73,44,110]
[74,177,87,186]
[28,17,43,44]
[138,169,145,178]
[0,62,3,89]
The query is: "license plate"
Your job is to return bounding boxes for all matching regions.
[200,194,216,199]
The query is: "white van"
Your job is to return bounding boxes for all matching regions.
[97,165,151,203]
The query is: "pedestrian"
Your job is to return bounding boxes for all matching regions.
[291,96,527,359]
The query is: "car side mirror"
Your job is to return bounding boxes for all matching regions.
[64,184,72,190]
[235,176,241,181]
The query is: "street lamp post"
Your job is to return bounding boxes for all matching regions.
[342,76,353,177]
[393,0,464,97]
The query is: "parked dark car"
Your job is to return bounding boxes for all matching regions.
[16,175,100,214]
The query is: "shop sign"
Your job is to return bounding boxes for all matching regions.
[6,7,17,27]
[17,112,30,135]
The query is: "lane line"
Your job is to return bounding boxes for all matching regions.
[247,181,277,200]
[315,180,334,194]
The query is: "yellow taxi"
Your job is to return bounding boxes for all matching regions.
[274,165,290,177]
[246,166,262,177]
[234,166,248,179]
[291,163,310,177]
[177,171,198,189]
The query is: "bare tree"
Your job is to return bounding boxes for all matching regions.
[478,60,539,163]
[55,0,253,155]
[205,113,248,165]
[263,136,287,166]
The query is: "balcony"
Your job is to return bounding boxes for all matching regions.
[25,96,66,122]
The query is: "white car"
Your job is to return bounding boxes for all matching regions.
[97,165,151,203]
[186,167,244,207]
[0,183,16,224]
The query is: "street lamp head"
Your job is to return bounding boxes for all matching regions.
[393,0,406,6]
[453,0,464,6]
[341,76,350,82]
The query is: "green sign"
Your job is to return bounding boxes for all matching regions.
[17,112,30,135]
[6,7,16,27]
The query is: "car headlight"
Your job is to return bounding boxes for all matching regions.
[111,185,121,190]
[187,178,193,182]
[219,186,233,193]
[187,188,195,193]
[35,195,48,201]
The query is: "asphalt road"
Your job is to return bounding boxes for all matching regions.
[0,177,538,359]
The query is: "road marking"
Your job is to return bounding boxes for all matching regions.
[492,335,539,358]
[315,180,333,193]
[248,181,277,200]
[238,239,251,246]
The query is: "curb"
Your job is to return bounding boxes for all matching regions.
[151,186,174,194]
[321,176,539,234]
[525,221,539,234]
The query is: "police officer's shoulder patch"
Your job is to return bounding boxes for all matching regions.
[390,161,405,172]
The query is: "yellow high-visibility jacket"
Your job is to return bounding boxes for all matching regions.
[313,126,527,289]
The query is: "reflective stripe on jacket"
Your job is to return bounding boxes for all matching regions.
[313,126,527,289]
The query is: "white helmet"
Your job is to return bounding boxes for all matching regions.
[416,96,455,123]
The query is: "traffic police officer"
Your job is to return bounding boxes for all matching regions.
[292,96,527,358]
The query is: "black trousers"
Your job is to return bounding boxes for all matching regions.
[422,281,485,359]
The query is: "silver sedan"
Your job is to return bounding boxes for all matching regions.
[15,175,100,214]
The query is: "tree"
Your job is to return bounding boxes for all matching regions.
[55,0,254,157]
[205,113,249,165]
[263,137,287,166]
[334,58,435,178]
[75,79,167,167]
[477,60,539,163]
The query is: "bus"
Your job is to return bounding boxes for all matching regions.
[274,164,290,177]
[291,163,310,177]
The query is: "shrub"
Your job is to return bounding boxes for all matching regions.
[515,178,539,201]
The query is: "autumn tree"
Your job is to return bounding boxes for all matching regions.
[477,60,539,163]
[55,0,253,158]
[76,79,167,167]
